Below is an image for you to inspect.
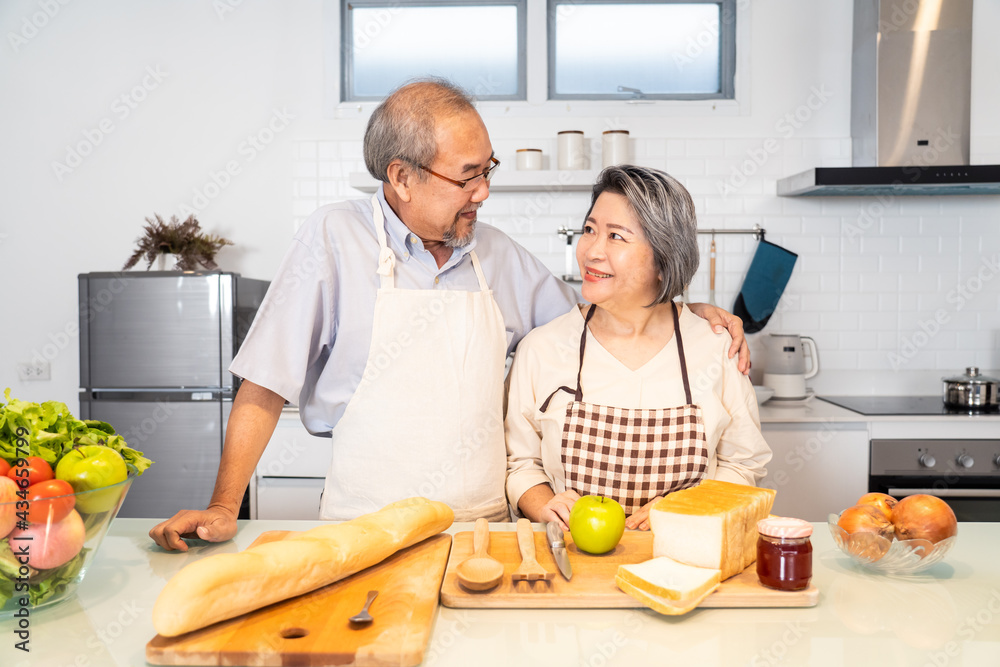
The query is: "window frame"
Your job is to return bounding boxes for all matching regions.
[340,0,528,103]
[546,0,736,101]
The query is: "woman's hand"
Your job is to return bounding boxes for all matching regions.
[626,496,663,531]
[538,489,581,530]
[685,303,750,374]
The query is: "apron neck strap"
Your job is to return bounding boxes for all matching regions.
[372,194,395,289]
[540,304,596,412]
[539,302,694,412]
[469,251,489,291]
[672,303,693,405]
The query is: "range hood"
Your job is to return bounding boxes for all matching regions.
[777,0,1000,196]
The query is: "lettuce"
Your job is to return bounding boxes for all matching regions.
[0,539,90,609]
[0,388,152,475]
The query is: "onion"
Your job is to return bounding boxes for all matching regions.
[892,494,957,544]
[856,492,897,521]
[837,504,895,540]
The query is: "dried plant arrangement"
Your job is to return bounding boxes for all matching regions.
[122,214,233,271]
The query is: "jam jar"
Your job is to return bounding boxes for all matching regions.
[756,517,813,591]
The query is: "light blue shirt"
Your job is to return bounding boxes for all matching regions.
[231,185,577,435]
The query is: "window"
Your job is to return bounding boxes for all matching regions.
[342,1,526,102]
[548,0,736,100]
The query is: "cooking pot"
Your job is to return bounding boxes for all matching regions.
[942,367,999,410]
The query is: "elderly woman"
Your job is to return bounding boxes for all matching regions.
[505,165,771,531]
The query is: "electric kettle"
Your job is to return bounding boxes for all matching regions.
[762,334,819,399]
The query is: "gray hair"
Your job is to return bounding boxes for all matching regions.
[363,78,477,183]
[586,165,700,306]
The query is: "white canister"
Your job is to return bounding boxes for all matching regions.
[602,130,630,168]
[557,131,586,170]
[516,148,543,170]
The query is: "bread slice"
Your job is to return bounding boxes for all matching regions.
[650,479,775,580]
[152,497,453,637]
[616,557,721,616]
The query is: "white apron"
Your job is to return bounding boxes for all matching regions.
[319,196,509,522]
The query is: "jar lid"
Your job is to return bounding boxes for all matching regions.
[603,130,629,134]
[757,516,812,538]
[558,130,584,134]
[516,148,542,152]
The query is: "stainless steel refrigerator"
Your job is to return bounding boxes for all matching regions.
[78,271,269,518]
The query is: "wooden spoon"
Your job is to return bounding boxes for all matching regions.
[456,518,503,591]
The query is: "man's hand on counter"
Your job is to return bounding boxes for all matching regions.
[149,504,238,551]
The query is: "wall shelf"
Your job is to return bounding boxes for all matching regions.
[348,170,601,193]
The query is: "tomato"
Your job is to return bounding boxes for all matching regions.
[26,479,76,524]
[0,459,10,477]
[6,456,54,488]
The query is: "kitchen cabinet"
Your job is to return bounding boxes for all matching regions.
[249,409,330,520]
[760,422,869,522]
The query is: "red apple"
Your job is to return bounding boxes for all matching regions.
[0,476,18,539]
[9,508,86,570]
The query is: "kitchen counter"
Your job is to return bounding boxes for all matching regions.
[7,519,1000,667]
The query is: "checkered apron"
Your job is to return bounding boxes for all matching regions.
[540,304,708,515]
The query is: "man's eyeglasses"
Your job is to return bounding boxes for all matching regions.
[420,156,500,191]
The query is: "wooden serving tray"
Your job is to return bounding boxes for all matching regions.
[147,531,452,666]
[440,529,818,609]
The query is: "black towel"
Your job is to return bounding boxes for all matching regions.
[732,240,798,334]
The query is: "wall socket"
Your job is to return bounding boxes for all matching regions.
[17,361,51,381]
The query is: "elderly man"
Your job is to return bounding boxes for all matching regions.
[149,79,748,550]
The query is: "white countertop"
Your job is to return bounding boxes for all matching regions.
[8,519,1000,667]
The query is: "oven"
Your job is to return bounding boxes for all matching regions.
[819,395,1000,523]
[869,439,1000,522]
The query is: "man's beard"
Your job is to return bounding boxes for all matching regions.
[443,212,477,248]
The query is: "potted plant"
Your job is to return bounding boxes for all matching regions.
[122,214,233,271]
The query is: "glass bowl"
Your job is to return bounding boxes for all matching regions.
[827,513,956,574]
[0,472,134,613]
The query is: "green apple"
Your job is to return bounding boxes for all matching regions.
[569,496,626,554]
[55,445,128,514]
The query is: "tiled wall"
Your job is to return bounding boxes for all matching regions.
[292,136,1000,393]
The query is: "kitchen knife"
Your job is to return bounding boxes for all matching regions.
[545,521,573,581]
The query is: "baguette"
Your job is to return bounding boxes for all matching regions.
[152,497,454,637]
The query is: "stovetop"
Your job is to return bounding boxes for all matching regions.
[819,395,1000,417]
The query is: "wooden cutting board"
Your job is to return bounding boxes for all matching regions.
[440,529,818,609]
[147,531,452,666]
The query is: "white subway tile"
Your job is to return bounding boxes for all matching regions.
[859,273,898,292]
[859,312,898,330]
[822,311,858,330]
[895,272,939,293]
[878,293,899,310]
[704,197,745,215]
[839,332,879,350]
[920,218,961,235]
[800,293,840,312]
[822,350,859,369]
[685,140,725,157]
[666,139,686,157]
[841,255,879,272]
[879,254,920,272]
[860,236,900,254]
[845,293,878,311]
[665,158,707,176]
[856,351,897,370]
[900,236,940,254]
[741,196,785,215]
